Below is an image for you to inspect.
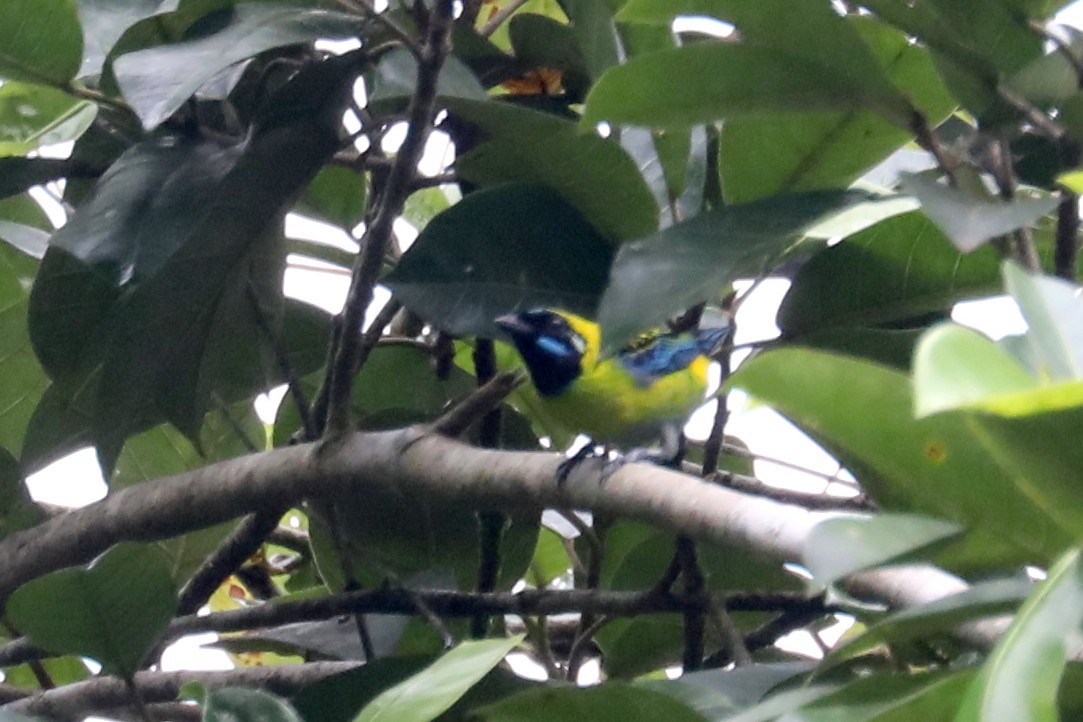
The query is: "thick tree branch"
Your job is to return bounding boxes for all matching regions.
[2,663,359,721]
[0,429,1010,649]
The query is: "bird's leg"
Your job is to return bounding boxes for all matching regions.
[556,439,603,484]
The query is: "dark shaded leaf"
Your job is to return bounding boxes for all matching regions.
[76,0,180,78]
[449,98,657,240]
[385,183,615,337]
[113,4,362,128]
[474,682,705,722]
[641,663,816,719]
[598,190,870,353]
[0,447,42,541]
[6,543,177,677]
[295,165,367,230]
[204,688,304,722]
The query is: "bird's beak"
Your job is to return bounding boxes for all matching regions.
[495,314,532,337]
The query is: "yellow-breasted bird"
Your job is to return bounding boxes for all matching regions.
[495,309,732,472]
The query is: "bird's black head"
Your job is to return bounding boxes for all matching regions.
[495,309,585,397]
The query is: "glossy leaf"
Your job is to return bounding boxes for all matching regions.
[901,173,1057,253]
[0,0,83,85]
[727,348,1073,562]
[384,183,614,337]
[1003,261,1083,381]
[584,43,910,132]
[598,190,870,353]
[449,98,658,240]
[113,4,362,128]
[6,543,177,677]
[76,0,179,78]
[642,663,816,720]
[912,323,1041,418]
[956,548,1083,722]
[804,514,965,588]
[561,0,620,81]
[825,578,1032,668]
[0,82,96,157]
[368,47,487,108]
[778,212,1023,338]
[294,657,433,722]
[719,17,954,204]
[353,636,523,722]
[783,670,975,722]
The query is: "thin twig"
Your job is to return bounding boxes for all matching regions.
[479,0,530,37]
[707,598,752,667]
[472,339,505,638]
[676,535,707,671]
[1056,191,1080,280]
[175,509,287,617]
[324,0,455,434]
[564,615,609,680]
[338,0,421,56]
[909,110,960,186]
[567,518,609,681]
[432,372,523,437]
[712,472,875,511]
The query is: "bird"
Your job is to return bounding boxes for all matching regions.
[494,309,732,477]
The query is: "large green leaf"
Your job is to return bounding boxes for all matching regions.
[76,0,180,78]
[30,52,356,450]
[561,0,620,82]
[113,4,362,128]
[641,663,816,720]
[473,683,706,722]
[779,669,975,722]
[719,17,954,204]
[449,98,658,241]
[583,43,909,131]
[956,548,1083,722]
[294,165,367,230]
[353,636,523,722]
[727,348,1073,562]
[597,190,869,353]
[777,212,1017,338]
[384,183,615,337]
[900,173,1057,253]
[6,543,177,677]
[0,82,96,157]
[0,198,51,458]
[0,0,84,86]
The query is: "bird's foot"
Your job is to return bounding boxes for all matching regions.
[556,443,599,485]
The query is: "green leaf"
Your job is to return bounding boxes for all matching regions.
[901,173,1057,253]
[0,0,84,86]
[956,548,1083,722]
[783,669,975,722]
[0,199,51,458]
[294,657,433,722]
[353,636,524,722]
[804,514,965,588]
[6,543,177,677]
[719,17,954,204]
[561,0,620,81]
[597,189,869,353]
[1057,169,1083,194]
[912,323,1040,417]
[727,348,1073,562]
[449,98,658,240]
[473,683,707,722]
[384,183,615,337]
[641,663,816,719]
[113,4,362,128]
[76,0,180,78]
[824,578,1032,669]
[583,43,909,131]
[30,53,353,449]
[204,688,304,722]
[295,165,367,230]
[526,528,571,587]
[1003,261,1083,381]
[368,47,487,108]
[0,446,42,541]
[0,82,96,157]
[507,14,589,95]
[778,212,1040,338]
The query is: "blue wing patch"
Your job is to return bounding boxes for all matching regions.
[619,337,702,387]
